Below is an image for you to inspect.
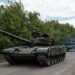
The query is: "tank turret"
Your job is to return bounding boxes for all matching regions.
[32,31,52,46]
[0,29,55,46]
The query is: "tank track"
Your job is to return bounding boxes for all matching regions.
[4,53,65,66]
[37,53,66,66]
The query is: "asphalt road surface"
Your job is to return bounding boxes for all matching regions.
[0,52,75,75]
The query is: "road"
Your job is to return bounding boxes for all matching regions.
[0,52,75,75]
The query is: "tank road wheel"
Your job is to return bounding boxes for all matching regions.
[37,55,51,66]
[60,55,63,62]
[54,56,57,64]
[63,53,66,60]
[51,58,55,65]
[55,58,57,64]
[62,53,66,61]
[60,56,63,62]
[57,59,59,63]
[53,58,55,64]
[58,56,60,63]
[59,56,61,62]
[56,56,58,63]
[56,56,59,63]
[62,55,64,61]
[45,57,51,66]
[5,55,16,65]
[37,55,45,65]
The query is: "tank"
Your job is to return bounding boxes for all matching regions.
[0,29,66,66]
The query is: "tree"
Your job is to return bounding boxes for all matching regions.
[0,2,75,49]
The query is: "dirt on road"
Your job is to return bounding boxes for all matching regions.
[0,52,75,75]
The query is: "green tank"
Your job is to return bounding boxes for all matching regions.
[0,30,66,66]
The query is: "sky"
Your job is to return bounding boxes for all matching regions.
[0,0,75,27]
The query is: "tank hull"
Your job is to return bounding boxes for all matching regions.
[2,46,66,66]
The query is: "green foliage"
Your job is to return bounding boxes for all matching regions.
[0,2,75,50]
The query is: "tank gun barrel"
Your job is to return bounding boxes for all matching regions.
[0,29,32,44]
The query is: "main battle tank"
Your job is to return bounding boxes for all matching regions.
[0,30,66,66]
